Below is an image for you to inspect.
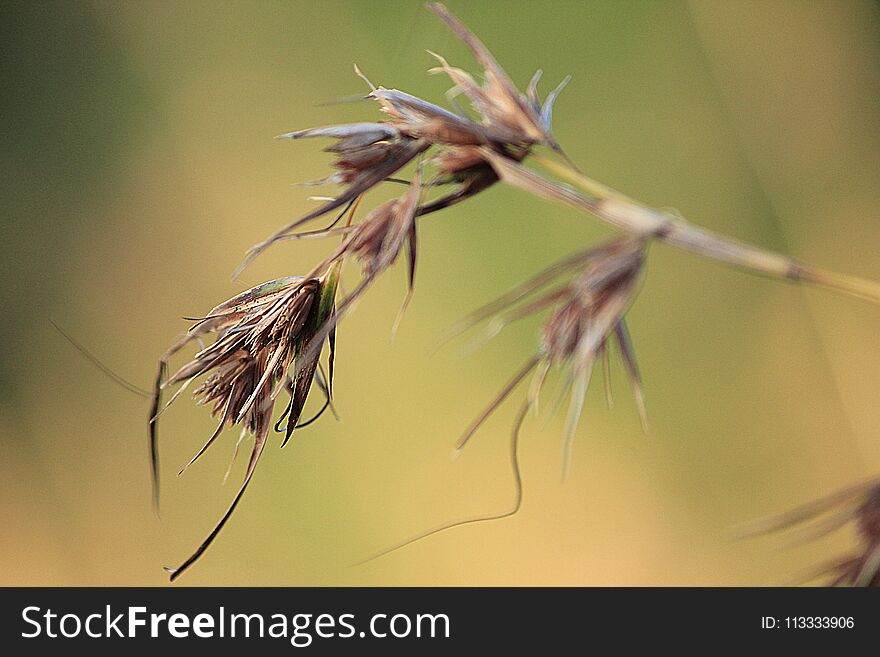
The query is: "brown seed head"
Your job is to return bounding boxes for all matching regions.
[152,274,338,580]
[428,3,570,151]
[345,166,422,276]
[740,477,880,587]
[164,276,323,434]
[856,486,880,545]
[542,239,646,364]
[451,237,650,475]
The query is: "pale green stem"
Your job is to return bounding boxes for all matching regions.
[519,151,880,304]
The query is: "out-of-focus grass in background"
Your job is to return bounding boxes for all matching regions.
[1,0,878,585]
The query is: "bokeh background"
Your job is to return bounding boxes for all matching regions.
[2,0,879,586]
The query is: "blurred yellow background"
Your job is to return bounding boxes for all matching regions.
[2,0,879,586]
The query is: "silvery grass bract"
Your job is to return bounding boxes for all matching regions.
[151,267,340,581]
[151,2,880,580]
[740,477,880,587]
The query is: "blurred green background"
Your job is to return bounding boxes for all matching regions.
[2,0,879,586]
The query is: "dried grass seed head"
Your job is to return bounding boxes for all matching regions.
[427,3,571,153]
[238,2,577,274]
[857,486,880,544]
[453,237,649,479]
[152,272,339,580]
[542,238,646,364]
[346,165,422,277]
[277,123,412,187]
[740,477,880,587]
